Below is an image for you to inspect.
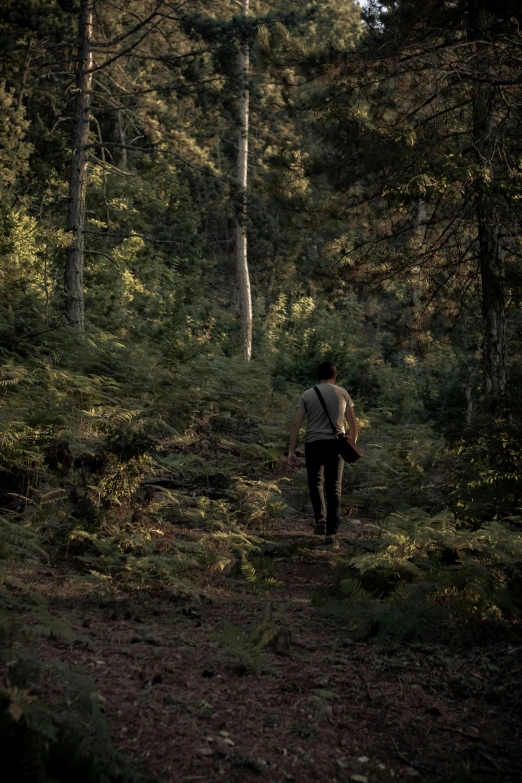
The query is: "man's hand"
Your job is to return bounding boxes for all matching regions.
[345,405,359,444]
[288,406,306,467]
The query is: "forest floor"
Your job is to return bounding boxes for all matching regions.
[12,511,522,783]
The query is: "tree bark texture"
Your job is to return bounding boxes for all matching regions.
[65,0,93,331]
[235,0,252,362]
[469,0,507,403]
[476,198,506,401]
[117,110,127,169]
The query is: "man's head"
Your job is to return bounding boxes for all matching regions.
[316,361,337,381]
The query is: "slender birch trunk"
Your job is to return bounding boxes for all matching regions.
[64,0,93,331]
[235,0,253,362]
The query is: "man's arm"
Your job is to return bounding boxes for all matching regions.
[288,406,306,466]
[345,404,359,444]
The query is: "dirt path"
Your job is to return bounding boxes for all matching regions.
[21,517,522,783]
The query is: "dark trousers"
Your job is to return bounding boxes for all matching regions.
[305,439,344,536]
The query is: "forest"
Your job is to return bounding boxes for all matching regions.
[1,0,522,780]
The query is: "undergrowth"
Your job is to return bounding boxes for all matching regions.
[0,338,293,776]
[2,319,522,776]
[0,525,145,782]
[313,509,522,643]
[0,662,146,783]
[216,603,280,676]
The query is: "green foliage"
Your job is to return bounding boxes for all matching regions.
[448,411,522,523]
[350,419,446,515]
[0,517,46,563]
[2,1,521,778]
[0,81,32,192]
[314,510,522,642]
[312,574,375,632]
[0,496,143,782]
[240,554,283,591]
[0,9,521,773]
[0,332,297,596]
[0,664,146,783]
[216,603,280,676]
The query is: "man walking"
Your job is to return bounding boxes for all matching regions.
[288,362,358,545]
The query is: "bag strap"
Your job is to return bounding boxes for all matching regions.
[313,386,337,435]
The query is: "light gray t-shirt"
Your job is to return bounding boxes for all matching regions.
[297,383,354,443]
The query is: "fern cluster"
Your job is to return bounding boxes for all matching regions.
[216,604,280,676]
[0,339,283,579]
[447,411,522,523]
[240,554,284,591]
[0,661,146,783]
[0,514,143,782]
[314,509,522,643]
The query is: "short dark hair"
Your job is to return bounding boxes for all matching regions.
[316,361,337,380]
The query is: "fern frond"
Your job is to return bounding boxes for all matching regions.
[216,621,276,676]
[0,517,47,562]
[240,555,283,591]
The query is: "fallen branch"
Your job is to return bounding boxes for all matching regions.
[436,725,482,741]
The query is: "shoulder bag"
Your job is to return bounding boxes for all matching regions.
[313,386,363,464]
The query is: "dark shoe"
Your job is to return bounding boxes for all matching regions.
[325,535,339,550]
[313,520,326,535]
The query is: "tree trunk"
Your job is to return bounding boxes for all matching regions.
[466,386,473,426]
[64,0,93,331]
[476,199,506,401]
[470,0,507,404]
[235,0,252,362]
[265,262,277,313]
[117,110,127,170]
